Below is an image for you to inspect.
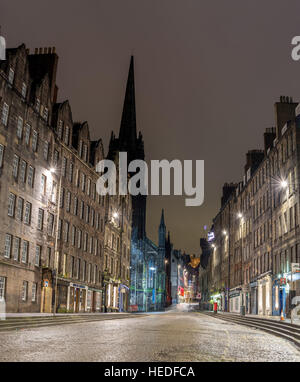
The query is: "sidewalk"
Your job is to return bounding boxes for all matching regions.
[3,312,129,318]
[211,310,300,326]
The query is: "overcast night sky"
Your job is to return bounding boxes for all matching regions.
[2,0,300,254]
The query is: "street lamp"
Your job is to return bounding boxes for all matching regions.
[280,180,288,189]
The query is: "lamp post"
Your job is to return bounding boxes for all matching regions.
[51,167,62,316]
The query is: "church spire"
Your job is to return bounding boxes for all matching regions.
[119,56,137,153]
[159,209,165,228]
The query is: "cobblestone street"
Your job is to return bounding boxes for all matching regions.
[0,312,299,362]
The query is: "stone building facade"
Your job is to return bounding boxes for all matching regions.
[0,43,132,313]
[199,97,300,317]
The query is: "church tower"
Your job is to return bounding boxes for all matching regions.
[108,56,146,239]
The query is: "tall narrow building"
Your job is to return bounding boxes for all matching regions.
[108,57,166,311]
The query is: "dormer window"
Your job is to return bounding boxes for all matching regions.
[64,125,70,145]
[21,83,27,98]
[58,120,63,139]
[83,144,88,162]
[79,140,83,157]
[8,68,14,85]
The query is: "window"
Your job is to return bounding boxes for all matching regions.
[21,240,29,263]
[19,160,27,183]
[53,150,59,166]
[62,254,67,275]
[35,245,41,266]
[58,219,62,240]
[4,234,12,258]
[87,178,91,196]
[32,130,38,152]
[81,173,85,192]
[37,208,44,230]
[8,68,14,84]
[27,166,35,187]
[13,237,20,261]
[1,102,9,126]
[59,188,64,208]
[70,256,74,278]
[61,156,67,177]
[77,229,82,249]
[73,196,78,215]
[21,281,28,301]
[79,140,83,157]
[47,247,51,267]
[76,259,80,279]
[66,191,71,212]
[0,276,6,301]
[64,126,70,145]
[16,197,24,221]
[80,200,84,219]
[43,107,48,122]
[84,232,88,251]
[51,181,57,203]
[17,116,23,138]
[58,120,63,139]
[43,142,49,161]
[83,144,87,162]
[12,154,19,178]
[32,283,37,302]
[85,205,89,223]
[0,144,4,167]
[21,82,27,98]
[8,193,16,217]
[68,162,73,183]
[25,123,30,145]
[41,174,46,195]
[24,202,31,224]
[35,98,40,113]
[71,226,76,246]
[64,221,69,243]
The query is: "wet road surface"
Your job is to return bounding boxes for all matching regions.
[0,311,299,362]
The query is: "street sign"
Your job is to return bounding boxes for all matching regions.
[43,280,49,288]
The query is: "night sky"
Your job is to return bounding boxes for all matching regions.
[2,0,300,254]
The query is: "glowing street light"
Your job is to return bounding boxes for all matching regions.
[113,212,119,219]
[280,180,288,189]
[237,212,243,219]
[223,230,227,236]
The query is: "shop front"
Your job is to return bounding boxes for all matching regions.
[86,288,102,312]
[257,273,272,316]
[118,284,129,312]
[67,283,88,313]
[229,288,241,313]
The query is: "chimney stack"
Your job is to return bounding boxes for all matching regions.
[274,96,298,139]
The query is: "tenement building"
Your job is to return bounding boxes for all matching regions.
[199,96,300,318]
[0,43,132,313]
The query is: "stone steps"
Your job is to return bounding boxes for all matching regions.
[202,312,300,349]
